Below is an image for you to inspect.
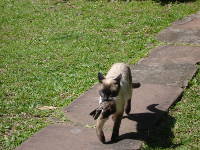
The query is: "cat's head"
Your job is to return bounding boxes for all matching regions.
[98,72,121,102]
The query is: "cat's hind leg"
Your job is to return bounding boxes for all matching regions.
[125,99,131,115]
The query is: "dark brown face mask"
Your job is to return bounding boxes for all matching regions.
[98,73,122,102]
[99,85,120,102]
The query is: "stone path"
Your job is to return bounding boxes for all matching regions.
[157,11,200,44]
[16,12,200,150]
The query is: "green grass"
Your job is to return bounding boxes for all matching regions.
[143,67,200,150]
[0,0,200,149]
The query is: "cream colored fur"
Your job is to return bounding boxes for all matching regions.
[96,63,133,143]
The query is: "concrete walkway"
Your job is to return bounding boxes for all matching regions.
[16,12,200,150]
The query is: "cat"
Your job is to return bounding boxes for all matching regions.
[96,63,132,143]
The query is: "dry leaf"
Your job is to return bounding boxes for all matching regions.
[85,124,96,128]
[37,106,57,110]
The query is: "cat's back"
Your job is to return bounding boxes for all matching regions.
[106,63,131,80]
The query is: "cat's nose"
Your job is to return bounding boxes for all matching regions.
[102,98,107,102]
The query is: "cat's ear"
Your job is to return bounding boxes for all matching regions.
[114,74,122,83]
[98,72,105,83]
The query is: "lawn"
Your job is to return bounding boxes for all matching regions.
[0,0,200,149]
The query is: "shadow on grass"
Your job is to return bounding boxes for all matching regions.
[153,0,196,5]
[86,0,196,5]
[106,104,181,149]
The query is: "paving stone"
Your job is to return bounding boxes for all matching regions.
[64,84,100,126]
[16,84,182,150]
[124,84,183,130]
[157,12,200,44]
[15,124,142,150]
[131,64,197,88]
[64,84,183,130]
[139,45,200,65]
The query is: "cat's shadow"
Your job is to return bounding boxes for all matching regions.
[106,103,181,148]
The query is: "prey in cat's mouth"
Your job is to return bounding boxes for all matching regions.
[90,100,116,120]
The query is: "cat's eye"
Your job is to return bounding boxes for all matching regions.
[110,91,118,97]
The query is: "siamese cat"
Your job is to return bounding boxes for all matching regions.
[96,63,132,143]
